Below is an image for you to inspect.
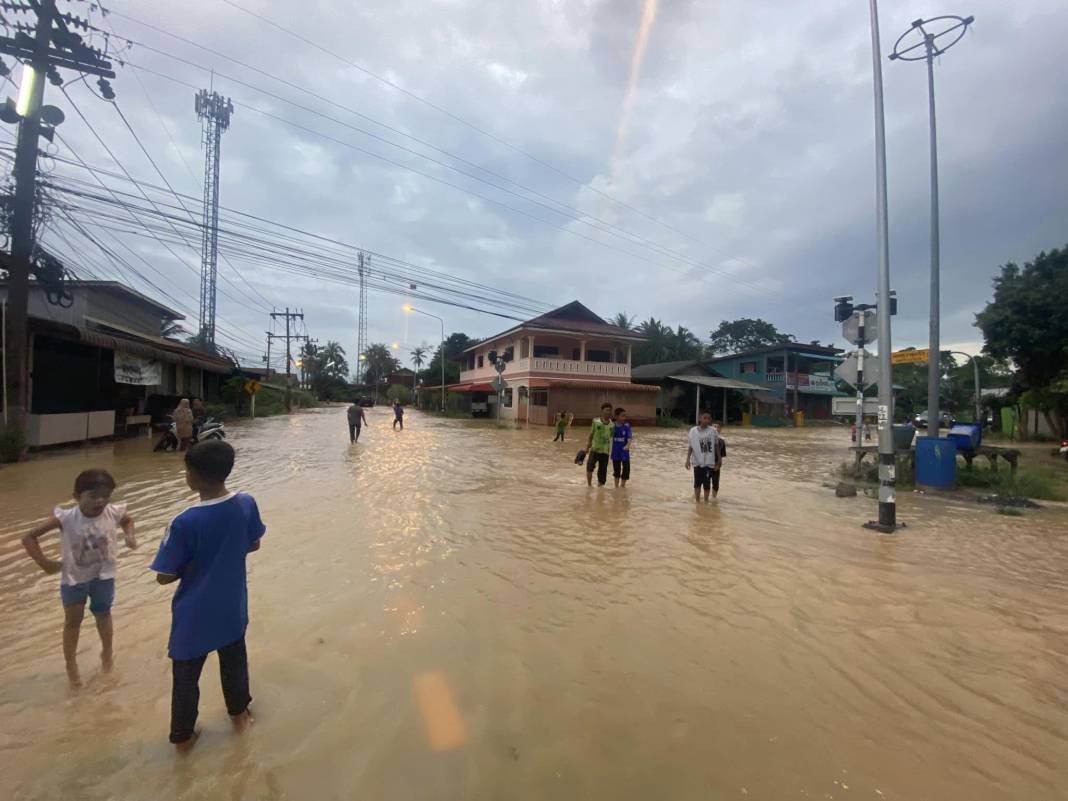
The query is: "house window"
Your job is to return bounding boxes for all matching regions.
[530,389,548,407]
[503,345,515,362]
[533,345,559,358]
[477,354,484,368]
[586,349,611,363]
[518,386,529,402]
[503,388,513,407]
[741,361,758,374]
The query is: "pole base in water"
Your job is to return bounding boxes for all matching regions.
[863,519,906,534]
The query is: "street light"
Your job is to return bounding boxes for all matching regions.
[404,304,446,412]
[890,13,974,440]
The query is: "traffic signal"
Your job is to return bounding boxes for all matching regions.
[834,296,854,323]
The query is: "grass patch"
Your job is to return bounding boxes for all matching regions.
[0,422,27,463]
[956,460,1067,502]
[656,416,687,429]
[995,506,1024,516]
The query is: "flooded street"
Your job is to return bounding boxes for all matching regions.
[2,408,1067,800]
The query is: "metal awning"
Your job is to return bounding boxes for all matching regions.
[666,375,774,392]
[76,328,233,374]
[796,352,843,361]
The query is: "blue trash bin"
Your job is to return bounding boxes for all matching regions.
[916,437,957,489]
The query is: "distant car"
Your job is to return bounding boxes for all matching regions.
[912,410,955,429]
[358,397,375,408]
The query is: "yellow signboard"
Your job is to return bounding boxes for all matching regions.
[891,348,929,365]
[244,380,262,395]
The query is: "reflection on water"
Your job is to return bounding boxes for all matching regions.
[1,408,1067,800]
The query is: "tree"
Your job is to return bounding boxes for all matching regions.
[611,312,637,330]
[976,247,1068,436]
[708,318,794,355]
[362,343,401,389]
[161,320,186,339]
[632,318,704,366]
[386,384,412,404]
[300,340,349,401]
[424,332,477,386]
[410,345,428,373]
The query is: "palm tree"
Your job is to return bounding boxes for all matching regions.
[362,343,400,389]
[671,325,704,361]
[611,312,637,330]
[320,341,348,380]
[161,320,186,339]
[635,317,671,365]
[410,345,428,373]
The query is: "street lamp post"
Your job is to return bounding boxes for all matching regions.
[404,305,446,412]
[890,14,974,440]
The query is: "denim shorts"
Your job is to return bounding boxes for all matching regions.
[60,577,115,614]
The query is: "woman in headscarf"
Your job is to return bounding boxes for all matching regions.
[174,398,195,451]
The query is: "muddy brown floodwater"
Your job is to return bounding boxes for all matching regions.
[1,408,1067,800]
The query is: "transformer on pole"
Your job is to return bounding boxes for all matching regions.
[194,89,234,351]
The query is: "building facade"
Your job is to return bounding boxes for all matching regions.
[0,281,233,446]
[705,343,845,420]
[452,301,657,424]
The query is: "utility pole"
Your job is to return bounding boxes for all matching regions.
[356,252,368,385]
[890,14,974,439]
[194,89,234,352]
[0,1,115,438]
[270,308,303,411]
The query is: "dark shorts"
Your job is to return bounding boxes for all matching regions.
[60,577,115,614]
[612,459,631,481]
[586,452,610,485]
[693,465,715,490]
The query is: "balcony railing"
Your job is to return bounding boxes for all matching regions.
[531,357,629,376]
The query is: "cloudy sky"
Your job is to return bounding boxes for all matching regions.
[26,0,1068,369]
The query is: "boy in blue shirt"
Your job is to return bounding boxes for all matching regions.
[151,440,265,753]
[611,407,633,488]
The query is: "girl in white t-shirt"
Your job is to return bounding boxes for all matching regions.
[22,469,137,687]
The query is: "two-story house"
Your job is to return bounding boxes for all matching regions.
[452,301,658,424]
[706,342,844,420]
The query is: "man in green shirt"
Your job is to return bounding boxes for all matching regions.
[585,403,615,487]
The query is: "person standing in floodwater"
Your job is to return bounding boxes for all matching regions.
[686,411,721,503]
[711,421,727,499]
[151,440,265,753]
[174,399,195,451]
[347,400,368,443]
[21,469,137,686]
[611,407,632,488]
[392,401,405,431]
[585,403,614,487]
[553,411,568,442]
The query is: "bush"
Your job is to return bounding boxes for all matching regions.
[656,416,686,428]
[386,384,413,404]
[0,422,27,463]
[955,461,1065,501]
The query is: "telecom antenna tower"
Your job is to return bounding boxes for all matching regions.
[195,89,234,350]
[356,252,369,383]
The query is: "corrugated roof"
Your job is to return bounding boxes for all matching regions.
[667,375,775,392]
[630,360,708,380]
[463,300,644,352]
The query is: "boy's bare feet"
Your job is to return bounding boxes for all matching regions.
[231,709,253,733]
[175,730,200,754]
[66,661,83,687]
[101,650,113,672]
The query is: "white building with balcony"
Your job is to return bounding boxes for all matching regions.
[452,301,658,424]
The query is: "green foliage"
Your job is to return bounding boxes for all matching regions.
[655,415,686,428]
[708,318,794,355]
[633,318,704,366]
[611,312,637,330]
[220,376,247,413]
[955,461,1065,502]
[0,422,27,463]
[301,340,350,400]
[386,384,412,404]
[976,246,1068,435]
[362,343,401,389]
[423,332,477,386]
[995,506,1023,517]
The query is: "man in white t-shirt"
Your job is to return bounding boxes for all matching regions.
[685,411,721,503]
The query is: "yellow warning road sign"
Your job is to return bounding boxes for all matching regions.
[891,348,929,365]
[244,379,262,395]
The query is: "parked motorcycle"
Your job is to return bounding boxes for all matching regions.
[153,417,226,452]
